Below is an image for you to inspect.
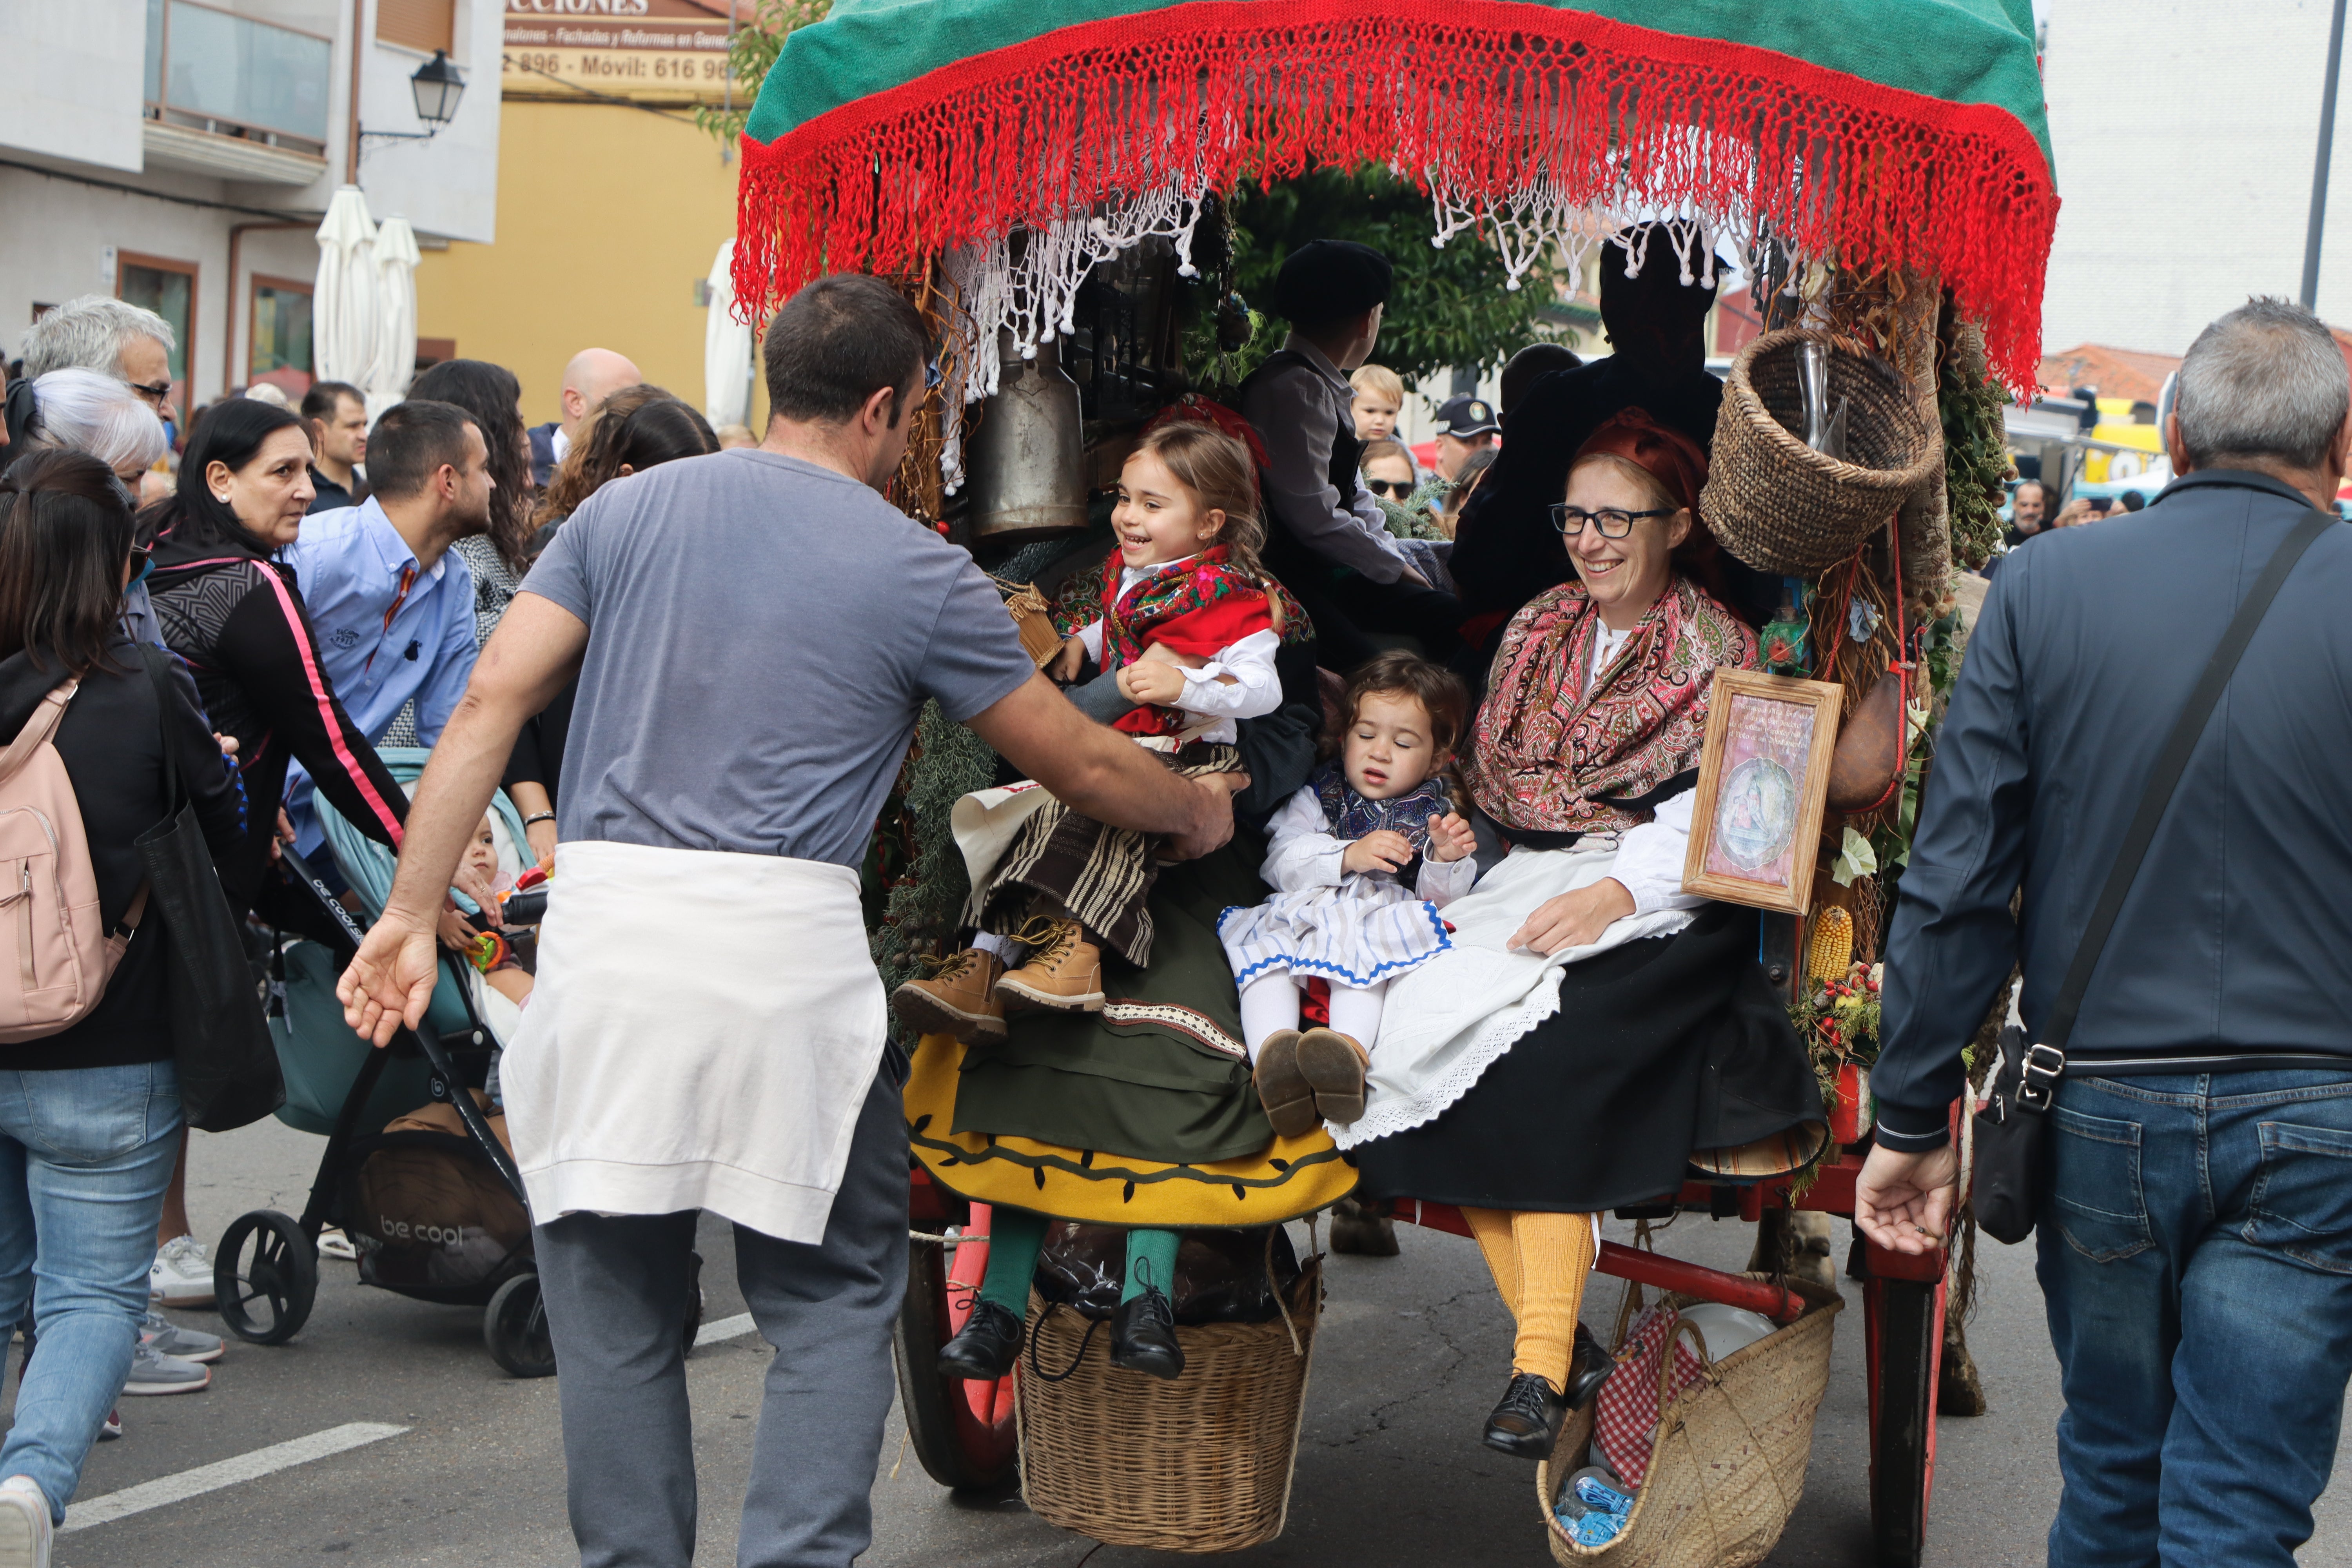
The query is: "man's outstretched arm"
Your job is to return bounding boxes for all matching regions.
[338,592,587,1045]
[965,672,1244,862]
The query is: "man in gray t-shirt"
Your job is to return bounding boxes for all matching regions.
[342,276,1240,1568]
[523,443,1036,864]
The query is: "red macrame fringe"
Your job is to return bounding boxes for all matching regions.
[734,0,2059,393]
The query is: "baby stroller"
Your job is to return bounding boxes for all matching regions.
[212,751,702,1376]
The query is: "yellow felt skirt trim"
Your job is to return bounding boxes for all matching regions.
[902,1032,1359,1227]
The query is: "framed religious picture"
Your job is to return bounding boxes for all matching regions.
[1682,669,1844,915]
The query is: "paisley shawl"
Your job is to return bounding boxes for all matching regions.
[1049,550,1315,652]
[1469,574,1758,837]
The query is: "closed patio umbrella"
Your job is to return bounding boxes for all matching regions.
[367,216,422,418]
[314,185,379,403]
[703,238,753,430]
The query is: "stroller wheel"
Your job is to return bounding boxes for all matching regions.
[485,1273,557,1378]
[215,1211,318,1346]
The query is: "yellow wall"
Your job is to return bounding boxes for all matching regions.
[414,99,767,432]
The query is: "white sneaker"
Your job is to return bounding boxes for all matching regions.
[121,1341,209,1396]
[149,1236,214,1308]
[0,1475,51,1568]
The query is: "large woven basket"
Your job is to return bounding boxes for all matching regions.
[1702,328,1939,575]
[1538,1283,1842,1568]
[1017,1261,1320,1554]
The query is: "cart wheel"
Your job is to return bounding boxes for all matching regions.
[485,1272,557,1378]
[892,1209,1016,1490]
[215,1211,318,1346]
[1866,1273,1945,1568]
[682,1250,706,1356]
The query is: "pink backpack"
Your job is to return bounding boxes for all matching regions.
[0,681,145,1042]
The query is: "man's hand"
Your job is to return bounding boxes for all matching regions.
[1048,636,1086,684]
[1163,772,1247,862]
[1426,812,1476,864]
[1117,660,1189,707]
[1855,1143,1960,1254]
[1510,877,1635,954]
[338,910,441,1047]
[1342,830,1416,876]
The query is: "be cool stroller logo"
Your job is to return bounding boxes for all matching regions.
[378,1216,473,1249]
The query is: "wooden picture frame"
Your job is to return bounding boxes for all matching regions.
[1681,668,1844,915]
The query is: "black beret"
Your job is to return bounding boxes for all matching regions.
[1274,240,1393,329]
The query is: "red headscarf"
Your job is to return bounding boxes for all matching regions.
[1570,408,1722,597]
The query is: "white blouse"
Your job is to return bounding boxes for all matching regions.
[1258,785,1480,906]
[1073,557,1284,744]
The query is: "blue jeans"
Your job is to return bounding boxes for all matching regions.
[0,1063,183,1523]
[2038,1069,2352,1567]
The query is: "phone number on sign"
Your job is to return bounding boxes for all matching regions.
[505,53,731,80]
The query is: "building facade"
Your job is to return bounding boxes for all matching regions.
[0,0,503,414]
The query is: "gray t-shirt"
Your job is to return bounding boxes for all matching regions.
[522,448,1035,866]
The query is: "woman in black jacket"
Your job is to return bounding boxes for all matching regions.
[0,451,243,1547]
[144,398,408,919]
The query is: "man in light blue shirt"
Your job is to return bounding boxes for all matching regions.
[283,398,494,853]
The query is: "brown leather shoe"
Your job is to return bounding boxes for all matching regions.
[1252,1029,1316,1138]
[994,919,1105,1013]
[1297,1028,1372,1125]
[891,949,1007,1045]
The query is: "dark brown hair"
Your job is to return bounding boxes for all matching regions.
[408,358,534,572]
[762,274,927,426]
[0,448,137,677]
[532,386,717,530]
[1327,650,1473,805]
[1131,420,1267,582]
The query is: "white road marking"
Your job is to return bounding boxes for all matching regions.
[699,1312,758,1343]
[62,1422,409,1534]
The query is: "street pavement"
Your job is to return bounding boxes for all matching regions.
[41,1118,2352,1566]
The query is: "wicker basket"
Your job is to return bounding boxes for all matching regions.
[1538,1284,1843,1568]
[1702,328,1939,575]
[1017,1261,1320,1554]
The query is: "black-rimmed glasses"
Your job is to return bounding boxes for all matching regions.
[1550,504,1675,538]
[128,379,174,408]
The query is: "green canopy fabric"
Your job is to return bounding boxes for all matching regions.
[736,0,2058,387]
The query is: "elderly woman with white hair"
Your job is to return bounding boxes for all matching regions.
[26,368,172,647]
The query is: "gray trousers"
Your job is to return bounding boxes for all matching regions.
[533,1067,908,1568]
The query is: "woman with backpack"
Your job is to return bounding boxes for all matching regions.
[0,450,244,1564]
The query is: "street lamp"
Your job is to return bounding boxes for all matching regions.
[359,51,469,145]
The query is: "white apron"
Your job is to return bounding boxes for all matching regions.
[502,840,887,1244]
[1332,840,1695,1149]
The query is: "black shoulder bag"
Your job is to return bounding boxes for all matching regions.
[133,649,284,1132]
[1972,508,2335,1244]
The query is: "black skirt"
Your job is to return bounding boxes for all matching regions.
[1350,903,1821,1213]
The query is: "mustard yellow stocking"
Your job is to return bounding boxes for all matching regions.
[1463,1207,1594,1392]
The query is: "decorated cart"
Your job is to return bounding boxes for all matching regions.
[731,1,2054,1561]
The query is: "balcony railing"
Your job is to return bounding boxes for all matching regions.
[144,0,332,152]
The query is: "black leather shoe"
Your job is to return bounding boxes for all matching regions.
[1564,1323,1615,1411]
[1483,1371,1569,1459]
[1109,1286,1185,1380]
[936,1298,1024,1381]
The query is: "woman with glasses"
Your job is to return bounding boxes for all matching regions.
[1361,437,1448,544]
[1332,409,1821,1464]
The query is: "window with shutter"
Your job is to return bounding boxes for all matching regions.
[376,0,454,54]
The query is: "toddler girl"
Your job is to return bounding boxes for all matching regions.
[896,421,1283,1035]
[1218,652,1479,1134]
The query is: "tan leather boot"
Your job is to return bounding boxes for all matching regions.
[993,919,1106,1012]
[1297,1028,1372,1125]
[890,949,1007,1045]
[1252,1029,1317,1138]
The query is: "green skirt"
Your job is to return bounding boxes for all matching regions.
[951,836,1274,1166]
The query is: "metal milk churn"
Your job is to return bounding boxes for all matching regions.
[966,331,1087,541]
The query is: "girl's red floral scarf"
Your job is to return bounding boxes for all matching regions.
[1049,549,1313,737]
[1470,575,1759,837]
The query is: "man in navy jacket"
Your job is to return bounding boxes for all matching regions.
[1860,298,2352,1566]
